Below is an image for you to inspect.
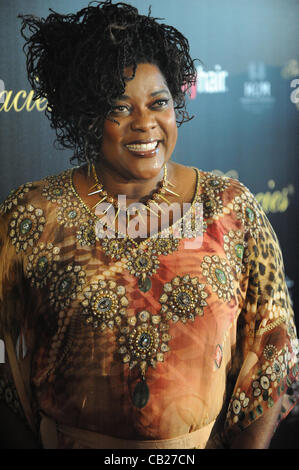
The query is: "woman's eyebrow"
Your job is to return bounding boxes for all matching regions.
[151,88,170,97]
[117,94,130,100]
[117,89,170,100]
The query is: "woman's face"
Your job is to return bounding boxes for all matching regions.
[100,63,178,181]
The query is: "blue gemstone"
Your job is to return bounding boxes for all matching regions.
[132,380,149,408]
[138,276,152,293]
[19,218,32,235]
[138,333,151,350]
[58,276,72,294]
[177,292,191,306]
[37,256,49,274]
[97,297,112,313]
[138,256,149,268]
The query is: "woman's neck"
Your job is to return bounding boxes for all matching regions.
[92,160,174,203]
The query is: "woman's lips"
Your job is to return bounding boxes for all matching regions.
[125,140,160,157]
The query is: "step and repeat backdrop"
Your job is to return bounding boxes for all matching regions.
[0,0,298,320]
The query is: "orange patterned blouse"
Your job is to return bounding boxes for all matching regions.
[0,167,298,448]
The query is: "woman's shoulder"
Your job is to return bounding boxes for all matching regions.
[193,167,266,234]
[196,168,250,193]
[191,167,257,207]
[173,163,260,214]
[0,167,73,216]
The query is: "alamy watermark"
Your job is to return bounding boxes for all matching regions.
[95,197,204,244]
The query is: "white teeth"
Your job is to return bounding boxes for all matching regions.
[126,141,158,151]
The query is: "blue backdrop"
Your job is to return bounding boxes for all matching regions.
[0,0,298,322]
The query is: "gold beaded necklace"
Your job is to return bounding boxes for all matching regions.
[88,162,180,220]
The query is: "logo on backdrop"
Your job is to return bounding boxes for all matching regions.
[281,59,299,110]
[281,59,299,79]
[290,79,299,105]
[255,180,295,214]
[0,78,48,113]
[240,61,275,114]
[196,64,228,94]
[1,65,229,111]
[184,64,229,100]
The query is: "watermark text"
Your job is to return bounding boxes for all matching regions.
[0,339,5,364]
[95,199,204,243]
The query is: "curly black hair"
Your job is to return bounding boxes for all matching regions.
[19,0,197,165]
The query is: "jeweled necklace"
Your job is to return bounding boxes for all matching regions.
[87,163,181,292]
[88,162,179,219]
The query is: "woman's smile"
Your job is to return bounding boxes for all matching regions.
[125,139,161,157]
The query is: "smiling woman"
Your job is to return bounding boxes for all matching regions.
[0,0,298,450]
[100,63,178,182]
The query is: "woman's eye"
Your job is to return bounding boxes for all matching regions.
[110,105,129,114]
[152,99,169,109]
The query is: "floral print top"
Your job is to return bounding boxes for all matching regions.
[0,167,298,448]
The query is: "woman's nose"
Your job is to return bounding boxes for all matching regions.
[130,109,157,132]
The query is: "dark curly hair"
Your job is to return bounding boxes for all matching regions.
[19,0,197,165]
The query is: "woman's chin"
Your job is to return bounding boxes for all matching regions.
[126,154,167,180]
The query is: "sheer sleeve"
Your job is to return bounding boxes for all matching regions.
[0,193,38,437]
[223,189,299,444]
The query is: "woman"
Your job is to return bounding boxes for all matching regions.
[0,1,298,449]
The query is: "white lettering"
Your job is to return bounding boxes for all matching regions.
[196,64,228,93]
[0,339,4,363]
[94,196,204,240]
[0,80,5,103]
[290,78,299,104]
[104,455,138,467]
[244,81,271,97]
